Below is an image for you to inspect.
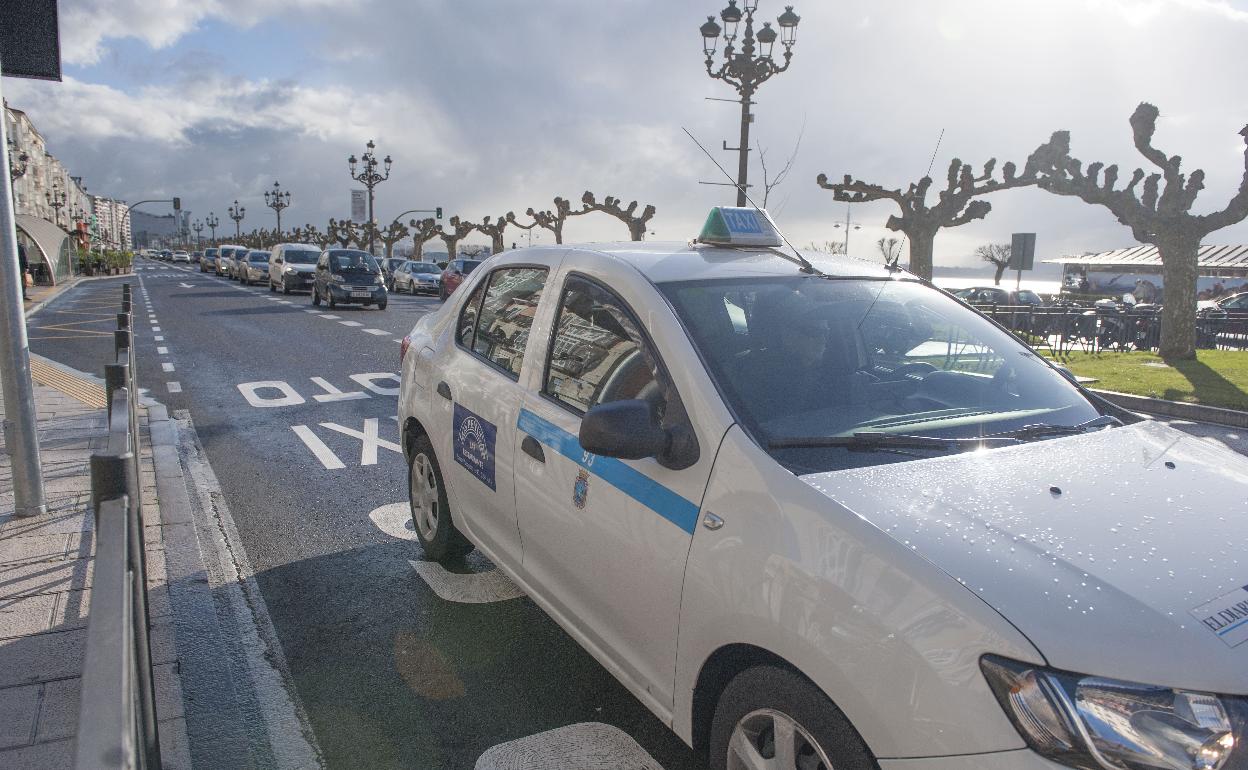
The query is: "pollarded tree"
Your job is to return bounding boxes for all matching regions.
[1028,103,1248,359]
[303,224,335,248]
[328,219,356,248]
[578,192,656,241]
[816,157,1036,280]
[974,243,1012,285]
[378,220,410,259]
[521,196,576,244]
[408,217,441,261]
[436,216,478,259]
[475,214,512,254]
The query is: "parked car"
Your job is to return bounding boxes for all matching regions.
[159,249,172,261]
[1202,291,1248,320]
[438,258,481,300]
[953,286,1045,306]
[215,245,244,277]
[200,247,219,273]
[311,248,387,310]
[268,243,321,294]
[391,260,442,295]
[398,207,1248,770]
[239,250,270,285]
[190,251,202,264]
[171,250,190,264]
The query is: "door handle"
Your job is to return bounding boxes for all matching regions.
[436,381,452,400]
[521,435,545,463]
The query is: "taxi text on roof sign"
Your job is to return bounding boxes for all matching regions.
[697,207,784,248]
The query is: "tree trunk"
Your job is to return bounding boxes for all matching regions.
[629,221,645,241]
[1157,236,1201,360]
[993,262,1006,285]
[491,233,504,253]
[906,229,936,280]
[413,239,425,261]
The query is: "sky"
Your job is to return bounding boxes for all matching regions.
[5,0,1248,270]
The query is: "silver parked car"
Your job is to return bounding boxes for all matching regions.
[239,250,270,285]
[391,260,442,295]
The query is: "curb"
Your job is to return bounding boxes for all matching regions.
[23,273,135,318]
[1090,388,1248,429]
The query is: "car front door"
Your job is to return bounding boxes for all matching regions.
[428,263,555,569]
[512,273,715,716]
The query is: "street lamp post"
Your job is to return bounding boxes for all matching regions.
[348,140,392,255]
[45,186,67,228]
[205,212,219,243]
[228,200,245,240]
[263,181,291,242]
[192,219,204,249]
[832,204,862,253]
[699,1,801,206]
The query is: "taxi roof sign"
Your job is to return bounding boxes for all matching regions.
[697,207,783,247]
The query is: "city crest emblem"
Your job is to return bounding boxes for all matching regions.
[573,469,590,510]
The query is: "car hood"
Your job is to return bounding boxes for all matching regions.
[801,420,1248,694]
[286,264,316,273]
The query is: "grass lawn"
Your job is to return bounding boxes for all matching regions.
[1042,350,1248,411]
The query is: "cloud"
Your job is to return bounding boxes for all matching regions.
[60,0,352,65]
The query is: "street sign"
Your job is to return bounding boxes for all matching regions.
[351,190,366,222]
[1009,233,1036,271]
[0,0,61,81]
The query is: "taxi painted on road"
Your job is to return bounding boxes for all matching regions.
[397,208,1248,770]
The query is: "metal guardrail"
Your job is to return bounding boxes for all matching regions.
[971,304,1248,354]
[75,283,162,770]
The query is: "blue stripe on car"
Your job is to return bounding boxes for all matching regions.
[517,408,699,535]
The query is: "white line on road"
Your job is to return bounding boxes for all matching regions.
[154,336,164,342]
[153,326,161,332]
[166,381,182,393]
[318,314,340,320]
[157,346,169,355]
[339,321,363,327]
[475,723,661,770]
[408,560,525,604]
[320,419,401,465]
[291,425,345,469]
[179,282,194,288]
[162,362,175,372]
[309,377,367,403]
[302,309,319,314]
[362,329,389,336]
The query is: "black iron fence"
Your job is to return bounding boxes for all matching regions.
[75,283,162,770]
[970,304,1248,354]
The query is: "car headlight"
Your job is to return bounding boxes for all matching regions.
[981,656,1242,770]
[375,275,385,285]
[283,266,295,274]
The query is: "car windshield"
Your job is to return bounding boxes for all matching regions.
[329,250,378,272]
[1016,290,1041,304]
[410,263,439,273]
[461,260,481,274]
[661,276,1103,474]
[285,249,318,264]
[249,253,268,262]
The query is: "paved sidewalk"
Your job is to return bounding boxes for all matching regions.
[0,375,190,766]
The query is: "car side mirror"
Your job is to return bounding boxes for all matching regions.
[579,400,670,461]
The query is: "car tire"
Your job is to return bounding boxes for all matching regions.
[708,666,877,770]
[409,283,417,296]
[312,287,321,306]
[328,294,336,309]
[409,435,474,561]
[377,301,387,311]
[269,280,276,292]
[282,281,291,295]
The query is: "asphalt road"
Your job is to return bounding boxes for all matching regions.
[30,259,702,770]
[26,260,1248,770]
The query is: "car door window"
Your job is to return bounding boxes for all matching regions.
[466,268,548,378]
[457,280,488,346]
[543,277,661,415]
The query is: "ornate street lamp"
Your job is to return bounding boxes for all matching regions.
[7,137,29,182]
[263,180,291,240]
[348,139,392,254]
[205,212,220,242]
[228,200,245,239]
[192,219,204,249]
[46,186,67,228]
[699,1,800,206]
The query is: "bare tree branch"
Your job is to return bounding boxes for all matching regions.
[578,192,656,241]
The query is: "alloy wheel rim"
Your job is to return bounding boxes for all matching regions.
[727,708,832,770]
[410,453,439,540]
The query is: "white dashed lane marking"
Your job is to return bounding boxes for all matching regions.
[154,335,163,341]
[339,321,363,327]
[363,329,389,336]
[161,362,175,373]
[157,346,169,355]
[318,314,340,320]
[166,382,182,393]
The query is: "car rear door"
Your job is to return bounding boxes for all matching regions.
[511,269,721,717]
[427,258,560,570]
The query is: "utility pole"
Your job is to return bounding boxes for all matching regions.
[348,140,392,255]
[0,58,46,517]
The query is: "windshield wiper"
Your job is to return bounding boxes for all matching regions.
[991,414,1122,441]
[769,432,1017,452]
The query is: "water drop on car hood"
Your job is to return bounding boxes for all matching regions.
[801,420,1248,693]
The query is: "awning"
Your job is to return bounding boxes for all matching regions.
[15,213,70,284]
[1044,244,1248,272]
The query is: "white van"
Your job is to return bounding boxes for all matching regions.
[268,243,322,294]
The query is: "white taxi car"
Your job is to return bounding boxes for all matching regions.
[397,208,1247,770]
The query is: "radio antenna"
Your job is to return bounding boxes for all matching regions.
[682,126,822,276]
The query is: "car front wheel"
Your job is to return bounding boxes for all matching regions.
[409,435,473,561]
[312,286,321,306]
[709,666,876,770]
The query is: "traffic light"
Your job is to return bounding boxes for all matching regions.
[172,197,181,211]
[435,207,442,219]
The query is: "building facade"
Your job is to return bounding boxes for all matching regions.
[90,196,133,251]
